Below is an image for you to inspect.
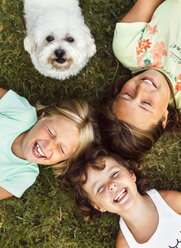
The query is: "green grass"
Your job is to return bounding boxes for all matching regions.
[0,0,180,247]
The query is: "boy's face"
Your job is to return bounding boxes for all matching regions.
[83,157,137,215]
[20,115,79,164]
[113,69,170,130]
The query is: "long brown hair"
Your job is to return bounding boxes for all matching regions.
[98,74,181,160]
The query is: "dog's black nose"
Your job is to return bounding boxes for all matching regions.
[54,49,66,64]
[54,49,65,58]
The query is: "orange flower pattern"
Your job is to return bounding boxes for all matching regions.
[136,39,152,55]
[146,24,158,35]
[136,24,167,73]
[150,42,167,62]
[133,15,181,93]
[175,74,181,91]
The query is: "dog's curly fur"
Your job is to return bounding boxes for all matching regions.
[24,0,96,80]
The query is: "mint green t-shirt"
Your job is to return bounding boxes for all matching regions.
[113,0,181,109]
[0,90,39,198]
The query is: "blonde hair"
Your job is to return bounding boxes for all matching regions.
[36,99,96,175]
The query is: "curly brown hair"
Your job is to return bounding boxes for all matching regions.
[63,143,149,220]
[98,73,181,161]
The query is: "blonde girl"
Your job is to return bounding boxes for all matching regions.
[0,88,95,200]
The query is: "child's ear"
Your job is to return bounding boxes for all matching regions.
[92,203,106,213]
[162,110,169,128]
[130,171,136,182]
[38,111,45,120]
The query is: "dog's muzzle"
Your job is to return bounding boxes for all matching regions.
[54,48,66,64]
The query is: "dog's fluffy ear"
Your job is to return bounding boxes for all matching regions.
[86,35,96,58]
[24,35,37,54]
[84,28,96,58]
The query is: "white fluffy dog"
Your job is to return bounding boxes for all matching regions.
[24,0,96,80]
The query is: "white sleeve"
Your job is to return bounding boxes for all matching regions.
[112,22,147,69]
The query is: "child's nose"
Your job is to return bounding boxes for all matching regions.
[135,81,149,98]
[47,139,59,151]
[108,182,117,192]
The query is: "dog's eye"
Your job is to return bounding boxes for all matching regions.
[46,35,54,42]
[66,37,74,43]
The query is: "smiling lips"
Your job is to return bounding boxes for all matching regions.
[142,77,157,89]
[114,188,128,203]
[32,142,47,159]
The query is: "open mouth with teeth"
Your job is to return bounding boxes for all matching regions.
[113,188,128,203]
[142,77,157,89]
[32,142,47,159]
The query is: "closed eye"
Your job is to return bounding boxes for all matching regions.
[121,92,132,100]
[48,128,55,137]
[112,171,119,178]
[139,102,153,112]
[125,92,132,97]
[97,185,104,194]
[60,147,65,154]
[143,101,151,106]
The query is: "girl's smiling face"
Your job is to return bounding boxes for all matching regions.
[83,157,137,215]
[113,70,171,130]
[18,115,79,165]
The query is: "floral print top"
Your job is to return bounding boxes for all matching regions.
[113,0,181,108]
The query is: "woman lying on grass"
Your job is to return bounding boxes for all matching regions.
[66,143,181,248]
[98,0,181,160]
[0,88,96,200]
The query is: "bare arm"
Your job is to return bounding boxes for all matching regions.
[121,0,165,23]
[116,229,129,248]
[159,190,181,214]
[0,187,13,200]
[0,88,8,100]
